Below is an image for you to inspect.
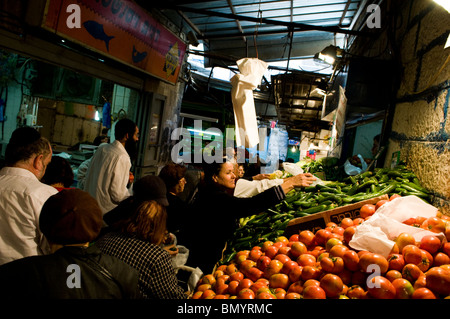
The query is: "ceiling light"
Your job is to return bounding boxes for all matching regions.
[314,45,344,65]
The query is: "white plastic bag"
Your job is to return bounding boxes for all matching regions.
[349,195,445,257]
[282,162,304,176]
[344,154,367,175]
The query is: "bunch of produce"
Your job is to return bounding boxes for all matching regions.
[223,165,431,262]
[300,156,343,181]
[192,196,450,299]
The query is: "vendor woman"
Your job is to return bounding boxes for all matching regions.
[178,160,316,274]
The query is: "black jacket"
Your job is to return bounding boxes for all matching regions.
[0,245,140,299]
[178,184,285,274]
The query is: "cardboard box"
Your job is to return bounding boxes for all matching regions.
[284,195,389,237]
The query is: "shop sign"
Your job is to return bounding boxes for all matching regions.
[42,0,187,84]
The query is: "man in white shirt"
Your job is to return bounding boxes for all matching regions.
[0,127,58,265]
[83,118,139,215]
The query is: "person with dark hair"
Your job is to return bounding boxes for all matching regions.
[178,160,316,274]
[41,155,75,191]
[0,189,140,299]
[96,175,187,299]
[0,126,58,265]
[83,118,139,215]
[158,162,188,235]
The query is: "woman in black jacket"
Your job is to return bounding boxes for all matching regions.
[179,160,316,275]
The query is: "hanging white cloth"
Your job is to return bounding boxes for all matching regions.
[230,58,268,148]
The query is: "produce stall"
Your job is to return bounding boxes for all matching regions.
[190,163,450,299]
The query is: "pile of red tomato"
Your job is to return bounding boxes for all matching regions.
[191,195,450,299]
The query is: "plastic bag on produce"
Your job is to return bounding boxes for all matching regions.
[172,245,189,269]
[282,162,304,176]
[349,195,445,257]
[344,154,367,175]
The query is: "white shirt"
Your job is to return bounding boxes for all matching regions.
[83,140,132,214]
[234,178,284,198]
[0,167,58,265]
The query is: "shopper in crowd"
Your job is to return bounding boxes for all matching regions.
[178,159,317,274]
[0,126,58,265]
[83,118,139,215]
[96,175,187,299]
[0,189,140,299]
[76,133,108,190]
[158,162,189,236]
[41,155,75,191]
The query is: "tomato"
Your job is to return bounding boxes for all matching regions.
[353,218,365,226]
[328,244,349,258]
[413,275,427,290]
[395,233,416,253]
[320,273,344,298]
[314,229,332,246]
[280,260,299,275]
[246,267,264,282]
[433,252,450,266]
[332,226,345,236]
[264,245,279,259]
[301,265,322,281]
[375,199,388,210]
[391,278,414,299]
[422,216,446,233]
[351,271,367,287]
[248,248,263,262]
[215,282,229,295]
[317,252,329,262]
[298,230,316,247]
[192,291,203,299]
[359,252,389,274]
[337,269,352,286]
[240,259,256,277]
[303,279,320,287]
[289,234,300,242]
[343,226,356,243]
[419,235,441,254]
[201,289,216,299]
[387,253,405,271]
[227,280,240,295]
[285,292,302,299]
[274,288,286,299]
[320,256,344,274]
[326,222,338,230]
[229,271,244,282]
[416,249,432,272]
[197,283,212,292]
[275,236,289,246]
[412,287,436,299]
[288,265,303,282]
[275,253,291,264]
[367,276,396,299]
[216,274,230,285]
[402,245,422,265]
[225,263,239,275]
[289,241,307,259]
[287,281,304,294]
[359,204,376,219]
[201,274,216,286]
[261,241,274,252]
[237,288,255,299]
[278,246,291,256]
[402,264,424,283]
[256,291,276,299]
[237,278,253,292]
[263,260,283,279]
[443,242,450,256]
[425,266,450,296]
[302,285,326,299]
[346,285,366,299]
[249,280,267,294]
[256,256,271,272]
[213,294,228,299]
[297,253,316,267]
[385,270,402,282]
[268,273,289,290]
[340,218,354,229]
[389,194,401,201]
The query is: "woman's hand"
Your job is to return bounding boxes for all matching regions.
[280,173,316,194]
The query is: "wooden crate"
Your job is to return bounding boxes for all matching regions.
[284,195,389,237]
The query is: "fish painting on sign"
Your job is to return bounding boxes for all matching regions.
[132,45,147,63]
[83,20,115,51]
